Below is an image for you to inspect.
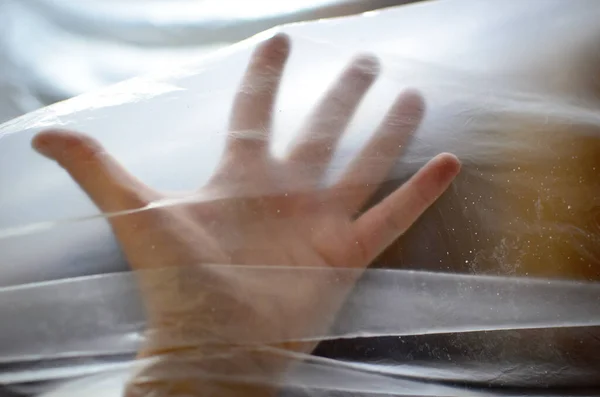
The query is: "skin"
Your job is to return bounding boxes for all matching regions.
[31,34,460,396]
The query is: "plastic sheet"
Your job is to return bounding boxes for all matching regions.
[2,0,600,395]
[3,268,600,396]
[0,0,410,123]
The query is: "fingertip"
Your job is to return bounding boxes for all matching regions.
[431,152,462,181]
[259,32,291,59]
[379,89,426,134]
[349,54,381,80]
[436,152,461,167]
[32,129,71,159]
[32,129,102,163]
[33,128,81,145]
[355,53,380,71]
[271,32,291,49]
[398,89,425,113]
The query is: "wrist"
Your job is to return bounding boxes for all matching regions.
[127,344,290,397]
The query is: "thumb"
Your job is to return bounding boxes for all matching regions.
[33,129,156,214]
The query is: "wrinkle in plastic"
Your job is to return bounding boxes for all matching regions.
[1,268,600,393]
[2,0,600,395]
[0,0,410,122]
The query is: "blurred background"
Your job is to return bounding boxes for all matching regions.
[0,0,423,125]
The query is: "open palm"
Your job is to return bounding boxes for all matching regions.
[32,33,460,391]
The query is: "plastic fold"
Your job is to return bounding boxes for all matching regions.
[2,267,600,395]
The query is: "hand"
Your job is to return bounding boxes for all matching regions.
[32,33,460,395]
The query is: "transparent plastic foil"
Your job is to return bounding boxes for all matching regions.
[1,0,600,396]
